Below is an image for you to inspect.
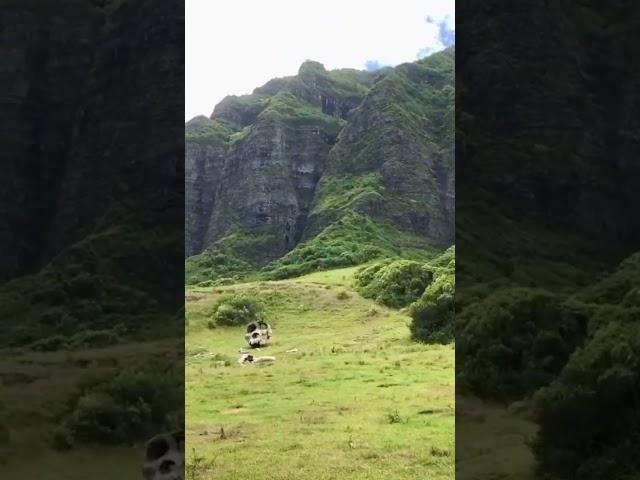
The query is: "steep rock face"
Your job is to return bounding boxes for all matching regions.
[0,9,97,281]
[185,138,226,257]
[204,107,338,263]
[185,62,374,264]
[457,0,640,261]
[1,0,184,298]
[307,50,455,246]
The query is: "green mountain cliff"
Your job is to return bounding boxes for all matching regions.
[185,48,454,284]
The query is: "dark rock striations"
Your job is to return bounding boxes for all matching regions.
[0,0,184,343]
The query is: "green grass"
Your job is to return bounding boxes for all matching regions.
[3,447,140,479]
[456,396,536,480]
[289,265,364,288]
[0,337,182,477]
[186,266,454,479]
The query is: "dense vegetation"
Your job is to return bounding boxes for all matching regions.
[409,269,455,344]
[456,237,640,477]
[456,5,640,475]
[0,224,180,349]
[208,294,267,328]
[184,116,240,147]
[349,247,455,344]
[355,260,433,308]
[52,360,182,450]
[261,213,436,281]
[528,253,640,478]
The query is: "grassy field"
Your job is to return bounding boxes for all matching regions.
[0,338,181,479]
[185,267,454,480]
[456,396,537,480]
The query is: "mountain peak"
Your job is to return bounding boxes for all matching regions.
[298,60,327,75]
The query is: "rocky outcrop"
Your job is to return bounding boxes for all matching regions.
[202,106,337,263]
[185,140,225,257]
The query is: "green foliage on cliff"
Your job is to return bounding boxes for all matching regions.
[262,92,344,136]
[310,173,383,224]
[184,116,238,147]
[260,212,436,280]
[185,249,251,287]
[185,230,279,286]
[295,59,372,103]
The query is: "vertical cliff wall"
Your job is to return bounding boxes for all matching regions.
[1,0,184,294]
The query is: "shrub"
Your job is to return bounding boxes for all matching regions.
[31,285,67,305]
[54,362,182,448]
[355,259,433,308]
[386,409,407,424]
[336,290,350,300]
[456,288,588,400]
[532,321,640,479]
[67,273,99,298]
[51,424,74,450]
[409,272,455,344]
[210,294,266,327]
[38,308,66,326]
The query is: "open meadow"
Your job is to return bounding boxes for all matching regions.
[185,267,454,480]
[0,338,181,479]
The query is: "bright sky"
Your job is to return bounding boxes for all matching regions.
[185,0,455,121]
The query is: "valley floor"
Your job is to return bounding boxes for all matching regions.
[185,267,454,480]
[0,339,178,479]
[455,397,537,480]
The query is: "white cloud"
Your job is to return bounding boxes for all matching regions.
[186,0,455,120]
